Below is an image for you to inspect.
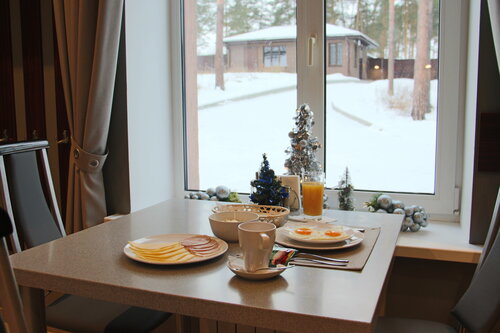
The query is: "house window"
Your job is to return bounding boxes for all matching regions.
[264,46,287,67]
[178,0,466,217]
[329,42,343,66]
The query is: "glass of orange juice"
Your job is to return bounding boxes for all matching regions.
[302,172,325,218]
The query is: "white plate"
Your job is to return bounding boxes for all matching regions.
[284,224,355,244]
[227,255,288,280]
[124,234,228,265]
[275,228,364,250]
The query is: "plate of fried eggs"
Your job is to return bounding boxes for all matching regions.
[283,225,354,244]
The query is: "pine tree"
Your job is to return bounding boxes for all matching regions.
[284,104,322,176]
[250,154,287,206]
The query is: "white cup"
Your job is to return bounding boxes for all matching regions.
[238,222,276,272]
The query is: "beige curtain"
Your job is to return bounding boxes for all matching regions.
[53,0,124,233]
[488,0,500,73]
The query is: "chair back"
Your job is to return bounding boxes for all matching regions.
[451,215,500,332]
[0,208,28,333]
[0,141,65,252]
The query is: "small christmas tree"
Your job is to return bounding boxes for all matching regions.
[338,167,354,211]
[284,104,323,176]
[250,154,288,206]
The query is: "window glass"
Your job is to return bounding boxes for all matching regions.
[183,0,297,192]
[325,0,439,194]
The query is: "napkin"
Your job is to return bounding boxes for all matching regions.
[269,245,297,267]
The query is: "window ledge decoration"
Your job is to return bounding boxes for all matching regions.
[364,193,429,232]
[185,185,241,203]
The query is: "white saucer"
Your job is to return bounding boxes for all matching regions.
[227,255,287,280]
[287,215,337,223]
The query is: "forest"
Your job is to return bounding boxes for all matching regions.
[196,0,439,59]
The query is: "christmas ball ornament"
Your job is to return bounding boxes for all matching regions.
[413,212,424,224]
[404,206,414,216]
[376,209,387,213]
[184,194,190,199]
[215,185,230,200]
[299,140,307,148]
[409,223,421,232]
[365,193,429,233]
[393,208,405,215]
[377,195,393,209]
[403,217,413,227]
[206,188,216,197]
[198,192,210,200]
[392,200,404,209]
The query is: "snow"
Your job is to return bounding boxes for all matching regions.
[223,24,378,48]
[197,72,437,194]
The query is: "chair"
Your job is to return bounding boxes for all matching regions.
[0,208,28,333]
[0,141,171,333]
[375,189,500,333]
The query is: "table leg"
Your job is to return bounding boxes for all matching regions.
[20,286,45,333]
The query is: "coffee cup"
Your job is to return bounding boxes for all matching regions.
[237,222,276,272]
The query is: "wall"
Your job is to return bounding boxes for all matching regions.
[469,0,500,244]
[124,0,176,212]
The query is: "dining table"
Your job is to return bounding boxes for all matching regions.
[10,199,402,333]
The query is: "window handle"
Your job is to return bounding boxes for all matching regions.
[308,34,317,67]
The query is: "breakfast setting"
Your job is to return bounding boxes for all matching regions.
[123,170,380,280]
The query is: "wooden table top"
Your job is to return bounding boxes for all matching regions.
[11,199,402,333]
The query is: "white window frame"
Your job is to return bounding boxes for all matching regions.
[171,0,468,221]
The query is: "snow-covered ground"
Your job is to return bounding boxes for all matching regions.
[196,73,437,194]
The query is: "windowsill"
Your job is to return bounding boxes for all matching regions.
[395,220,483,264]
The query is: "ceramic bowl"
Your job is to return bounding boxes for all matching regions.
[209,211,260,242]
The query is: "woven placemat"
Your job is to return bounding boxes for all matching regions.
[282,227,381,271]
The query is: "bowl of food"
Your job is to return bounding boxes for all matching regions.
[209,211,260,242]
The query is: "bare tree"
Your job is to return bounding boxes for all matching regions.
[215,0,225,90]
[411,0,431,120]
[388,0,395,96]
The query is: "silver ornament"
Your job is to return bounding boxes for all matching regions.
[393,208,405,215]
[215,185,230,200]
[377,195,393,210]
[392,200,405,209]
[413,212,424,224]
[409,223,421,232]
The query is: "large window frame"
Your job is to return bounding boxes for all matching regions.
[172,0,468,221]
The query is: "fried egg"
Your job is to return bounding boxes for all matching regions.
[287,226,347,241]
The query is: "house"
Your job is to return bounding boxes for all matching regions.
[223,24,378,79]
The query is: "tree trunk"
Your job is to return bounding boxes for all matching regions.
[411,0,431,120]
[215,0,225,90]
[388,0,395,96]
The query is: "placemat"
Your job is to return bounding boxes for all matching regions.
[278,227,381,271]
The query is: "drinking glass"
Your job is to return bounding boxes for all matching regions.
[302,172,325,218]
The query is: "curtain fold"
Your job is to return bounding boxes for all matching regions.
[53,0,124,232]
[489,0,500,72]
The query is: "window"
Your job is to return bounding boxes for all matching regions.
[177,0,467,218]
[329,42,342,66]
[264,46,287,67]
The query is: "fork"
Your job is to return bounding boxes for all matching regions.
[295,252,349,263]
[290,258,348,267]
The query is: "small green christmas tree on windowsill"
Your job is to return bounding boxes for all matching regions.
[250,154,288,206]
[337,167,354,211]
